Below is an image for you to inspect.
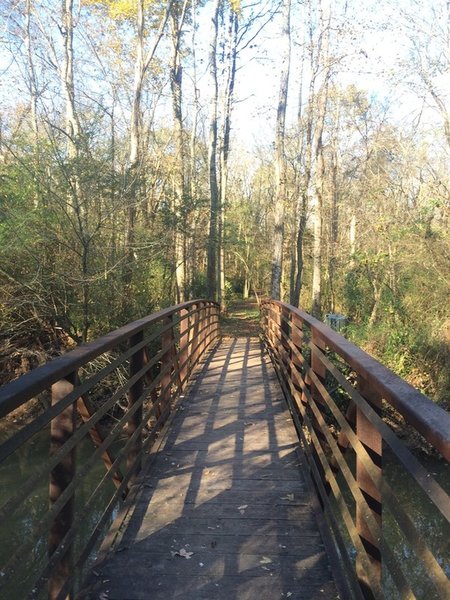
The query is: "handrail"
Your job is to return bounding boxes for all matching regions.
[266,300,450,459]
[260,299,450,600]
[0,300,220,600]
[0,301,209,417]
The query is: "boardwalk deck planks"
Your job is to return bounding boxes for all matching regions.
[83,338,337,599]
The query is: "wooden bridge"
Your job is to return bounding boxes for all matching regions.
[0,299,449,599]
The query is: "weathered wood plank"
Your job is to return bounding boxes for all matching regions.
[83,338,338,599]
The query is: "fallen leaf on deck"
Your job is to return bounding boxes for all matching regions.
[280,493,294,501]
[173,548,194,559]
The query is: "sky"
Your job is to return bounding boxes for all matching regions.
[0,0,448,155]
[193,0,449,151]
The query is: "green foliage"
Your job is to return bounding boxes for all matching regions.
[189,272,208,299]
[343,268,372,322]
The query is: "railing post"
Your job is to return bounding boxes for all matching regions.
[309,329,327,400]
[127,331,144,481]
[205,302,212,348]
[259,301,266,337]
[216,302,221,338]
[280,305,291,372]
[191,302,200,369]
[210,303,216,342]
[291,313,306,412]
[356,375,382,598]
[179,308,189,391]
[270,303,282,361]
[49,372,77,600]
[160,315,175,423]
[199,302,206,357]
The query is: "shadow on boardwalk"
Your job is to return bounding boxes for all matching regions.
[83,339,337,600]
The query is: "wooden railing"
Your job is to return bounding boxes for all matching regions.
[261,299,450,600]
[0,300,220,600]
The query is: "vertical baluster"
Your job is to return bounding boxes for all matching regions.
[356,375,382,598]
[205,302,212,348]
[216,302,221,338]
[259,301,265,338]
[191,302,200,368]
[211,303,216,341]
[179,308,189,391]
[127,331,144,482]
[199,302,206,357]
[280,304,291,374]
[49,372,77,600]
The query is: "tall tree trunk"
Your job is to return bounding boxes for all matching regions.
[291,40,310,308]
[187,0,200,298]
[122,0,171,315]
[271,0,291,300]
[328,133,339,312]
[61,0,92,340]
[206,0,221,302]
[310,0,331,318]
[25,0,40,208]
[218,8,238,312]
[311,141,324,317]
[293,206,307,306]
[62,0,79,159]
[170,0,189,303]
[122,0,145,314]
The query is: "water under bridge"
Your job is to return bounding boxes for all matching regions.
[0,299,449,599]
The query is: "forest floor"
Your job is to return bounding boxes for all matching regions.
[220,299,261,338]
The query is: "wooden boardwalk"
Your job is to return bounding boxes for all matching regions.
[84,338,338,600]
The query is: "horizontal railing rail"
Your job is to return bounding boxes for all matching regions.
[260,299,450,600]
[0,299,220,600]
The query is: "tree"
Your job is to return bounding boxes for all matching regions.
[270,0,291,300]
[206,0,222,303]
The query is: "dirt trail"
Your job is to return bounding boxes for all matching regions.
[220,300,261,338]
